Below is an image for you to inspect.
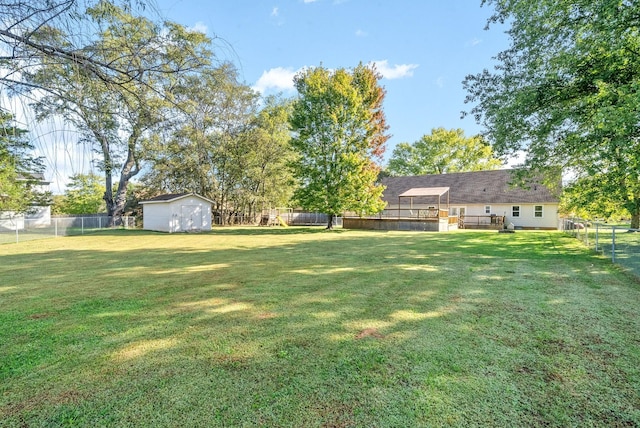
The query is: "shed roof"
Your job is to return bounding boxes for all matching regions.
[381,170,560,205]
[140,193,214,204]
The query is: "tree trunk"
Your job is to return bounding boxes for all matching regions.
[107,131,141,227]
[326,214,334,230]
[631,211,639,230]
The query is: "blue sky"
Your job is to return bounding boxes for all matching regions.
[155,0,510,163]
[13,0,511,192]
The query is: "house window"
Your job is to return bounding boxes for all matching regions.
[534,205,543,218]
[451,207,458,216]
[484,205,491,214]
[512,206,521,217]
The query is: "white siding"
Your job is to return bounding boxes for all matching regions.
[143,204,171,232]
[142,195,212,233]
[464,203,558,229]
[25,206,51,227]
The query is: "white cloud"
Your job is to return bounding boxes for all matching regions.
[355,29,367,37]
[369,60,418,79]
[303,0,318,3]
[271,7,279,17]
[467,38,482,47]
[189,22,208,34]
[253,67,299,93]
[253,61,418,94]
[435,76,445,88]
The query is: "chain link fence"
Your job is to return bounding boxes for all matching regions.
[0,215,136,244]
[561,217,640,277]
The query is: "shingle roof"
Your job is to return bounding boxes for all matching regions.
[380,170,560,205]
[17,172,49,183]
[140,193,215,205]
[142,193,192,202]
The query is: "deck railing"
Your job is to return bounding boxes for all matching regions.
[460,215,505,229]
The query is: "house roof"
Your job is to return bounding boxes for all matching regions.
[140,193,214,204]
[17,172,50,184]
[380,170,560,205]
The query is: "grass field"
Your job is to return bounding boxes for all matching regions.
[2,228,640,427]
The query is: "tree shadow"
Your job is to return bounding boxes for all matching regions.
[2,229,637,426]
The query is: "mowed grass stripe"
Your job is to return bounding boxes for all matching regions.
[1,228,639,426]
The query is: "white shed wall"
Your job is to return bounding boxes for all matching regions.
[143,203,171,232]
[142,195,212,233]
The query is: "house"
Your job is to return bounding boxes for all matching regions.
[379,169,560,230]
[140,193,213,233]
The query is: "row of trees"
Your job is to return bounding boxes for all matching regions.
[3,0,638,228]
[1,1,301,225]
[2,1,392,227]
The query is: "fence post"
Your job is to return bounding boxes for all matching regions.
[81,217,84,235]
[99,216,101,229]
[55,218,58,237]
[15,220,18,244]
[585,223,589,247]
[595,222,599,253]
[612,226,616,263]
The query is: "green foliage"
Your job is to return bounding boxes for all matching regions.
[53,173,106,214]
[24,2,212,226]
[0,111,48,213]
[142,67,295,224]
[386,127,502,176]
[560,175,631,220]
[464,0,640,228]
[290,64,389,226]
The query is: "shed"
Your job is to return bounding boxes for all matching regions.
[140,193,213,233]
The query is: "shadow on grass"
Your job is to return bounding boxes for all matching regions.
[2,229,639,426]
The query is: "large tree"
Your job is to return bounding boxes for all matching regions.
[290,64,389,229]
[464,0,640,228]
[24,2,210,225]
[239,95,296,216]
[386,127,502,176]
[0,111,49,213]
[142,68,294,224]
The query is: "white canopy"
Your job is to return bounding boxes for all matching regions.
[398,187,450,197]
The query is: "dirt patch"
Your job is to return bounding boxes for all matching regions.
[3,388,86,417]
[355,328,385,340]
[28,313,54,320]
[313,400,358,428]
[256,312,278,320]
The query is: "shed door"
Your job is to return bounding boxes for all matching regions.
[181,205,202,230]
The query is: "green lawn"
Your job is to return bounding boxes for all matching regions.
[1,228,639,427]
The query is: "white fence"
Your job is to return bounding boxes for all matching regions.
[0,215,136,244]
[561,217,639,277]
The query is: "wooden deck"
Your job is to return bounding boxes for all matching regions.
[343,216,457,232]
[459,215,506,230]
